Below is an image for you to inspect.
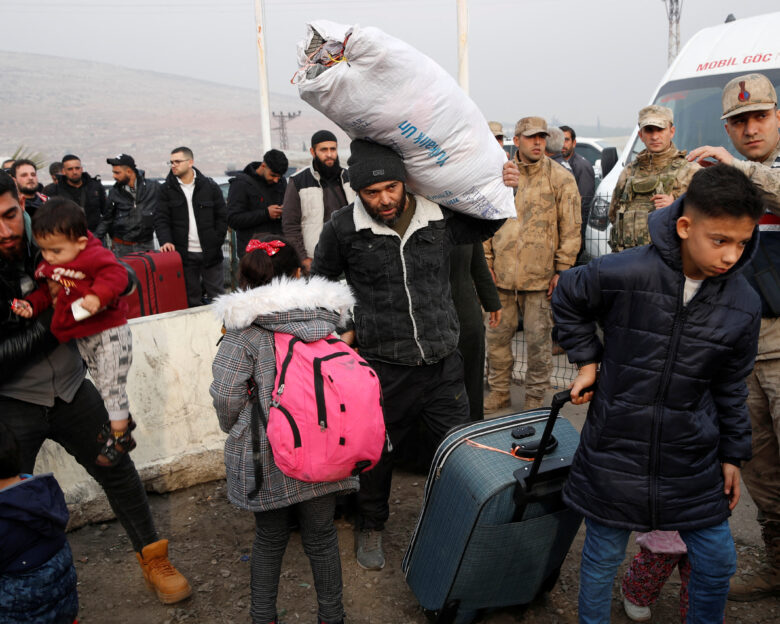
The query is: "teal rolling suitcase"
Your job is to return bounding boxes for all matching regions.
[402,389,584,623]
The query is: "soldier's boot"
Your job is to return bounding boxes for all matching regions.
[484,391,511,415]
[523,394,545,410]
[729,521,780,601]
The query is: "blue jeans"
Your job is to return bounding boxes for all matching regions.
[578,517,736,624]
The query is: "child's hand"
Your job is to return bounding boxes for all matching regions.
[722,463,741,511]
[80,294,101,314]
[569,363,597,405]
[11,298,33,318]
[47,280,62,305]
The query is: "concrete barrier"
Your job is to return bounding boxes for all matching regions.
[34,306,228,529]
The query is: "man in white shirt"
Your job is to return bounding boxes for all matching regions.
[155,146,227,307]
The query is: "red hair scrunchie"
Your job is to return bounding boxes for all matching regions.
[245,239,286,256]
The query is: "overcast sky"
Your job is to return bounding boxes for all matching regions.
[1,0,777,130]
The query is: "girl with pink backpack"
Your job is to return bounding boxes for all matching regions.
[210,235,359,624]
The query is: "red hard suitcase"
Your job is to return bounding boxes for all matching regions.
[122,251,188,318]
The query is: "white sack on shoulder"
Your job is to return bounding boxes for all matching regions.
[295,20,514,221]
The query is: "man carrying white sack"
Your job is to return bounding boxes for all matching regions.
[312,140,517,570]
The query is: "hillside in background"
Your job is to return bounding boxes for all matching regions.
[0,51,347,178]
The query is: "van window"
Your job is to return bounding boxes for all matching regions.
[574,143,602,166]
[626,68,780,162]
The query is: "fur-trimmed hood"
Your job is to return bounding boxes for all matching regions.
[213,275,354,330]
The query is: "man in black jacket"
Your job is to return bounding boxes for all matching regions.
[0,172,191,603]
[156,146,227,307]
[560,125,596,257]
[312,140,515,570]
[46,154,105,233]
[226,149,288,258]
[95,153,160,256]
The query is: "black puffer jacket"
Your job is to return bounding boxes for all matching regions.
[312,194,503,366]
[552,196,760,532]
[155,169,227,268]
[95,170,161,243]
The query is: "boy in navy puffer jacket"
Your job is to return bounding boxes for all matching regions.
[0,422,78,624]
[552,164,768,624]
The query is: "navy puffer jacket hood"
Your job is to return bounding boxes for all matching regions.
[553,196,761,531]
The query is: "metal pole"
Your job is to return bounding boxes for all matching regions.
[456,0,469,94]
[254,0,273,151]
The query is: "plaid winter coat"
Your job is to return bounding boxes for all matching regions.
[210,275,359,512]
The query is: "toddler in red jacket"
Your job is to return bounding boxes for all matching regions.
[12,198,135,467]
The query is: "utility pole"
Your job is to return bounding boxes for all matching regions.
[253,0,273,151]
[456,0,469,94]
[662,0,682,66]
[272,111,301,150]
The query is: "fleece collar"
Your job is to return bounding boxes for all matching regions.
[213,275,354,330]
[353,193,443,244]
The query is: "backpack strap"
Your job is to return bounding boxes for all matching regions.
[247,380,268,498]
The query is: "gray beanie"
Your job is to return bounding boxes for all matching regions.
[347,140,406,191]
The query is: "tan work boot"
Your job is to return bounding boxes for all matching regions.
[136,539,192,604]
[728,565,780,601]
[729,522,780,601]
[484,391,510,414]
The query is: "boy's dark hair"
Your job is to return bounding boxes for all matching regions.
[559,125,576,141]
[10,158,36,177]
[171,146,193,160]
[263,149,289,176]
[239,234,301,289]
[49,161,63,176]
[685,163,769,222]
[0,171,19,200]
[32,197,89,240]
[61,154,80,165]
[0,421,21,479]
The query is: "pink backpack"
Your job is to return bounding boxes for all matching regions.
[260,333,386,483]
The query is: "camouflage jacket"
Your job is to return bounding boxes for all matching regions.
[608,144,700,250]
[484,154,581,291]
[735,138,780,360]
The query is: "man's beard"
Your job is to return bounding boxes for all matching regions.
[0,235,23,260]
[313,155,341,180]
[367,185,406,227]
[19,184,37,197]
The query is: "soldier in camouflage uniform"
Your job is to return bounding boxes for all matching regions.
[689,72,780,602]
[608,105,700,251]
[484,117,581,412]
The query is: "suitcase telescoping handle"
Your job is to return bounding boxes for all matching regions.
[524,385,595,490]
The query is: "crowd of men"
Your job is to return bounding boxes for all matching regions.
[0,69,777,615]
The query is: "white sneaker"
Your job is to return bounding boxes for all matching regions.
[621,589,651,622]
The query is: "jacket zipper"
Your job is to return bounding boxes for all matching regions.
[649,279,687,528]
[398,236,426,363]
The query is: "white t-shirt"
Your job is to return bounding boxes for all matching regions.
[683,276,703,306]
[178,172,201,253]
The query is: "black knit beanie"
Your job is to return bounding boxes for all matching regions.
[347,140,406,191]
[311,130,338,148]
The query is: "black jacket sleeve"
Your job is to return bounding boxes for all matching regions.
[154,185,175,246]
[469,242,501,312]
[94,188,116,241]
[551,260,605,365]
[0,307,57,380]
[446,209,506,246]
[213,181,228,242]
[310,219,345,281]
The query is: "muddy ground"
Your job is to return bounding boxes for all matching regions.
[69,390,779,624]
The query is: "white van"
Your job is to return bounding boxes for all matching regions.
[585,11,780,258]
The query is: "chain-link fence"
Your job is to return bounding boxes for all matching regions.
[501,192,613,390]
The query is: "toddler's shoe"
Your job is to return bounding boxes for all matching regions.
[621,588,651,622]
[96,416,137,467]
